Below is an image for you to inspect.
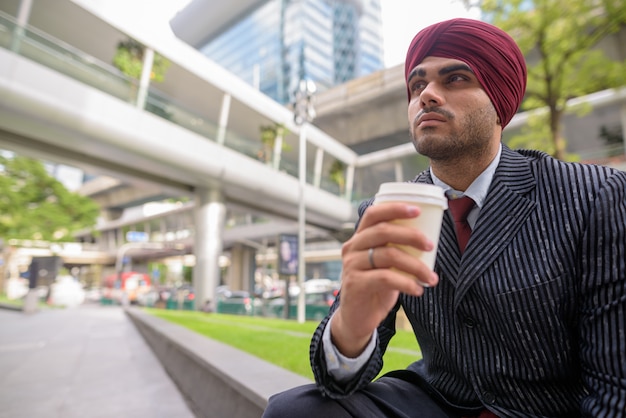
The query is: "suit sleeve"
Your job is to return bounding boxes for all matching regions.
[309,197,401,398]
[579,171,626,416]
[309,295,401,398]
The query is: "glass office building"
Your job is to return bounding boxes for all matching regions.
[200,0,384,104]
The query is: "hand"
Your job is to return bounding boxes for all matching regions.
[331,202,439,357]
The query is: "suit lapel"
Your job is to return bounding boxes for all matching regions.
[453,146,537,308]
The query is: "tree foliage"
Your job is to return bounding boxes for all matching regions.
[113,38,170,82]
[0,155,100,241]
[329,159,346,194]
[258,123,290,164]
[461,0,626,160]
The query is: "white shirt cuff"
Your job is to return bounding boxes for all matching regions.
[322,313,377,382]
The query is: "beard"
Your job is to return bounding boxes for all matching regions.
[410,102,498,162]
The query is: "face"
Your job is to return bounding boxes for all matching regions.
[406,56,500,162]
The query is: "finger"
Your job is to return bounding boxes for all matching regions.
[367,247,377,269]
[343,262,431,297]
[356,202,420,232]
[367,245,438,287]
[349,221,435,253]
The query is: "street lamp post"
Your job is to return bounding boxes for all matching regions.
[293,79,316,324]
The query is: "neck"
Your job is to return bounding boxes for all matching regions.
[431,144,499,191]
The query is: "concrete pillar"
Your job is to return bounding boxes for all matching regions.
[10,0,33,53]
[193,188,226,310]
[313,148,324,188]
[23,289,39,314]
[216,93,231,145]
[272,129,284,170]
[136,47,155,109]
[228,244,257,292]
[346,164,355,200]
[394,160,403,182]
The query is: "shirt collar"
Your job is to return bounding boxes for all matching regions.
[430,144,502,208]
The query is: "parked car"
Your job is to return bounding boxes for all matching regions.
[83,286,103,304]
[149,284,196,310]
[135,287,160,307]
[268,289,337,321]
[216,290,260,315]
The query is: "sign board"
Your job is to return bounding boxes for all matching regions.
[126,231,149,242]
[278,234,298,275]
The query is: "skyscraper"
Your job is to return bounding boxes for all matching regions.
[190,0,384,104]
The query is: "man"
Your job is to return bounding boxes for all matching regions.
[263,18,626,417]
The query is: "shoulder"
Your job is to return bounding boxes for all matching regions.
[513,148,626,190]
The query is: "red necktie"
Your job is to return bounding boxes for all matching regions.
[447,196,475,254]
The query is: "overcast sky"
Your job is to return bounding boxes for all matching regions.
[379,1,480,67]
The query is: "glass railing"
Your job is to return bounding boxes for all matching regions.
[0,11,137,103]
[0,10,414,210]
[0,11,328,193]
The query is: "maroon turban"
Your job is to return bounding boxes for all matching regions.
[404,18,527,128]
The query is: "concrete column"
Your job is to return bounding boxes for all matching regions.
[313,148,324,188]
[193,188,226,310]
[345,164,355,200]
[10,0,33,53]
[216,93,231,145]
[136,47,155,109]
[394,160,403,182]
[272,129,284,170]
[228,244,256,292]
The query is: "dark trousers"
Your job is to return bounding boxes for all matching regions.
[262,372,484,418]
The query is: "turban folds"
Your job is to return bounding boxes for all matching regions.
[404,18,527,128]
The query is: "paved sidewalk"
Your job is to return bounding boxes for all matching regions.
[0,304,196,418]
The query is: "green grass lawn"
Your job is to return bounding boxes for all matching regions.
[0,293,56,309]
[0,294,22,307]
[146,308,421,381]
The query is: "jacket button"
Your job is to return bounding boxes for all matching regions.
[463,316,476,328]
[482,391,496,404]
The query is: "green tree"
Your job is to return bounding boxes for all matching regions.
[462,0,626,160]
[0,154,100,241]
[258,123,289,165]
[113,38,170,82]
[113,38,173,119]
[329,160,346,194]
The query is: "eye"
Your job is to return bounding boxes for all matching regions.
[409,80,426,93]
[446,74,469,84]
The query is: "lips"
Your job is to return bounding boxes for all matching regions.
[417,112,447,127]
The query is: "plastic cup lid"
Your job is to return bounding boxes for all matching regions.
[375,182,447,208]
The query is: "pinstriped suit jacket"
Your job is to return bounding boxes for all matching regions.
[310,146,626,417]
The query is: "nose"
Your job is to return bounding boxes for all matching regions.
[420,82,444,108]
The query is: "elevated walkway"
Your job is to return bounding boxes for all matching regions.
[0,4,357,232]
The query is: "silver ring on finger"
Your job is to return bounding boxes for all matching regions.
[368,247,377,269]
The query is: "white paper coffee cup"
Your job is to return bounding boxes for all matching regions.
[373,182,447,272]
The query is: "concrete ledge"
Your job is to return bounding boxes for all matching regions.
[125,308,312,418]
[0,302,23,312]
